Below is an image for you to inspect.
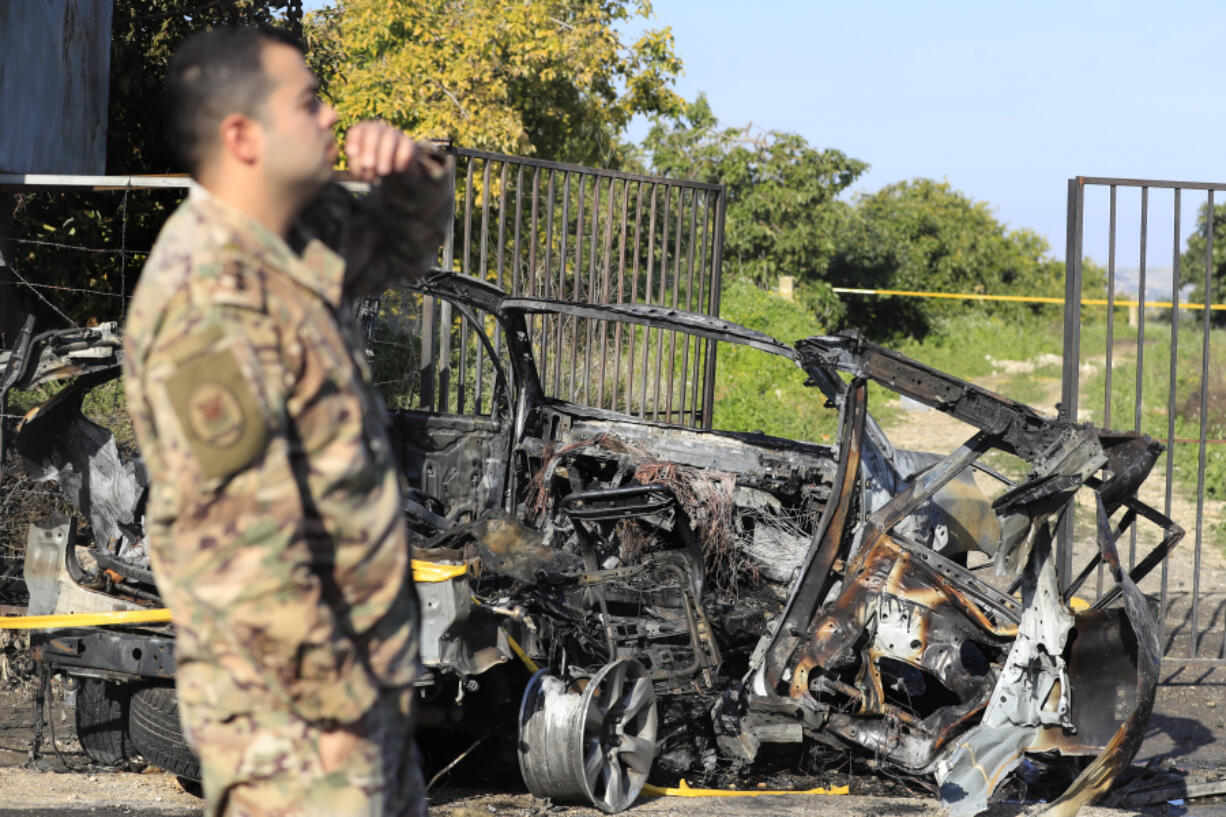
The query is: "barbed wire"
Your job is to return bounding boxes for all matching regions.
[0,281,126,299]
[5,266,77,329]
[11,236,149,257]
[119,184,131,320]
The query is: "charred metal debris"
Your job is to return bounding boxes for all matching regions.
[1,272,1183,815]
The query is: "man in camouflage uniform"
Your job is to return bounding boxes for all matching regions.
[122,27,450,817]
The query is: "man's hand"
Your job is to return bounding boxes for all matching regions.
[345,121,416,182]
[318,723,366,773]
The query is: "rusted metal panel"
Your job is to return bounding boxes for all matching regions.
[0,1,113,174]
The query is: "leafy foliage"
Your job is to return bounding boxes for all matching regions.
[644,95,867,327]
[712,276,838,443]
[1180,201,1226,326]
[827,178,1072,341]
[10,0,300,330]
[310,0,683,167]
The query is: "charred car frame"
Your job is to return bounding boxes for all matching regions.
[0,272,1182,814]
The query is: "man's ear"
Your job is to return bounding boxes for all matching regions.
[217,112,263,166]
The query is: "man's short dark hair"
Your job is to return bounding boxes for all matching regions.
[163,26,304,175]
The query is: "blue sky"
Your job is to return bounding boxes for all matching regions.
[626,0,1226,290]
[309,1,1225,290]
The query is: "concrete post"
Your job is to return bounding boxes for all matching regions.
[0,194,19,346]
[778,276,794,301]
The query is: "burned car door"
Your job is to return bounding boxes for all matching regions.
[365,282,517,529]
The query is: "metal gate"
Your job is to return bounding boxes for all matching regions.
[412,148,726,429]
[1062,176,1226,666]
[0,149,727,431]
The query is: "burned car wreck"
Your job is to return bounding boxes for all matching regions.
[1,272,1182,815]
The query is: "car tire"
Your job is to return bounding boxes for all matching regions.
[129,684,201,782]
[75,678,140,768]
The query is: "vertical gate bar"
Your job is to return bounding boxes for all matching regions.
[1171,197,1191,654]
[628,182,646,415]
[676,188,696,421]
[640,183,658,418]
[541,170,556,396]
[526,167,538,362]
[690,190,711,426]
[1105,186,1117,430]
[597,177,616,409]
[1164,191,1180,583]
[1165,191,1183,656]
[494,162,506,291]
[686,190,696,417]
[437,157,464,414]
[492,163,509,411]
[457,160,476,414]
[1194,189,1213,659]
[512,165,524,296]
[585,176,602,404]
[1059,177,1078,586]
[1134,187,1148,573]
[421,292,437,412]
[475,160,492,413]
[612,180,630,412]
[422,150,457,413]
[559,172,571,395]
[666,187,684,422]
[566,174,581,397]
[528,168,540,370]
[1058,177,1084,588]
[702,187,726,429]
[582,176,598,404]
[528,168,540,297]
[653,185,672,422]
[1097,184,1118,598]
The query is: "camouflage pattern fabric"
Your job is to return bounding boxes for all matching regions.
[123,145,451,817]
[182,690,425,817]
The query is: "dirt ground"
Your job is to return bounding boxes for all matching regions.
[0,355,1224,815]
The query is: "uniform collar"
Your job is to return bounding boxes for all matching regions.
[187,183,345,307]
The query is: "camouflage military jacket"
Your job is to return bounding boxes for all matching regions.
[123,152,451,726]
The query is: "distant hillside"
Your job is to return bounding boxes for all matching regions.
[1110,266,1186,301]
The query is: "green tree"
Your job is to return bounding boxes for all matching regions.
[643,95,867,326]
[310,0,684,167]
[1180,202,1226,326]
[828,179,1072,340]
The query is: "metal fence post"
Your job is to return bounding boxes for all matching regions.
[701,186,727,430]
[1058,178,1085,588]
[0,196,17,344]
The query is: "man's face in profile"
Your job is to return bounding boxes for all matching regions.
[258,41,339,199]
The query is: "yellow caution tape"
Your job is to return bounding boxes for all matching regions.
[643,778,850,798]
[468,596,539,672]
[0,608,172,629]
[0,560,466,630]
[832,286,1226,311]
[505,633,540,673]
[411,559,468,583]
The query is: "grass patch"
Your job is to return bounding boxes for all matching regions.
[1078,312,1226,549]
[713,277,841,443]
[893,311,1066,382]
[8,376,134,452]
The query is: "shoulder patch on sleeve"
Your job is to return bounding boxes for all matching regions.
[164,345,269,481]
